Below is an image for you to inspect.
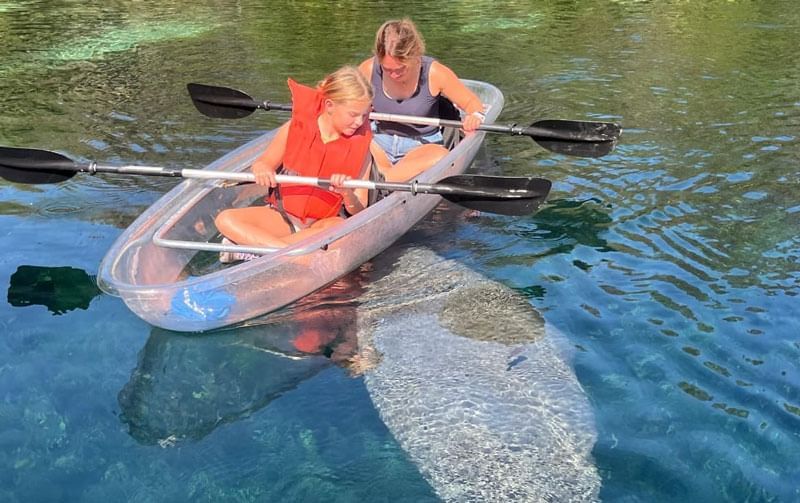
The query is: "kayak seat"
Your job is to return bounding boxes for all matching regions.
[438,95,464,150]
[367,155,385,207]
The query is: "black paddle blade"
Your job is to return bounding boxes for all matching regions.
[524,119,621,158]
[0,146,78,184]
[526,120,621,142]
[187,83,260,119]
[439,175,552,216]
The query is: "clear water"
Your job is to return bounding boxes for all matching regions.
[1,1,799,501]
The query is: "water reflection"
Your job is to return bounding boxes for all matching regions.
[118,275,366,446]
[7,265,101,314]
[532,198,614,252]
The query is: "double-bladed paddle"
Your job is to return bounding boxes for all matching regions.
[186,83,621,158]
[0,146,551,216]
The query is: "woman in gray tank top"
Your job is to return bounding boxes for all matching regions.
[359,18,486,183]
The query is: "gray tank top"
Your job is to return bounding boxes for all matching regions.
[371,55,440,137]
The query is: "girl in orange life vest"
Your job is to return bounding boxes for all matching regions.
[358,18,486,183]
[215,66,376,261]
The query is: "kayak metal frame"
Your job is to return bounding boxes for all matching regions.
[150,183,401,257]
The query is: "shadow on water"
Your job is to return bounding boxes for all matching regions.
[477,197,617,267]
[117,274,367,446]
[7,265,101,315]
[531,197,614,253]
[426,145,616,263]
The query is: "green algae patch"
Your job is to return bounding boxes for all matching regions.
[678,381,712,401]
[0,0,34,13]
[713,403,749,418]
[43,21,217,62]
[439,284,546,345]
[784,402,800,417]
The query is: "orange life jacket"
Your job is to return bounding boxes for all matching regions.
[273,79,372,223]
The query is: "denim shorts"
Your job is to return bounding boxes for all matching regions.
[372,128,444,164]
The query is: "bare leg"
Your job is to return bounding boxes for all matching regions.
[381,144,449,182]
[216,206,348,249]
[283,217,346,245]
[215,206,294,248]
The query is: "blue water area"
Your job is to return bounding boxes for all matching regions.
[0,218,435,501]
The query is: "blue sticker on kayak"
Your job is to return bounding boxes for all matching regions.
[170,285,235,322]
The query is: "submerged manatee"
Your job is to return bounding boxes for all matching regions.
[357,246,599,502]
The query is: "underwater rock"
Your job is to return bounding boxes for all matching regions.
[357,245,600,502]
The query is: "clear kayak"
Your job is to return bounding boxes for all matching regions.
[97,80,504,332]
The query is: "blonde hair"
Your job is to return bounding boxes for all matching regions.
[373,18,425,62]
[317,65,373,103]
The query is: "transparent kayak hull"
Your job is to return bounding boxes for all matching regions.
[97,80,504,332]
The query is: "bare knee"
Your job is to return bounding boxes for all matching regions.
[215,209,236,236]
[313,217,345,230]
[284,217,345,245]
[414,144,448,163]
[382,144,449,182]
